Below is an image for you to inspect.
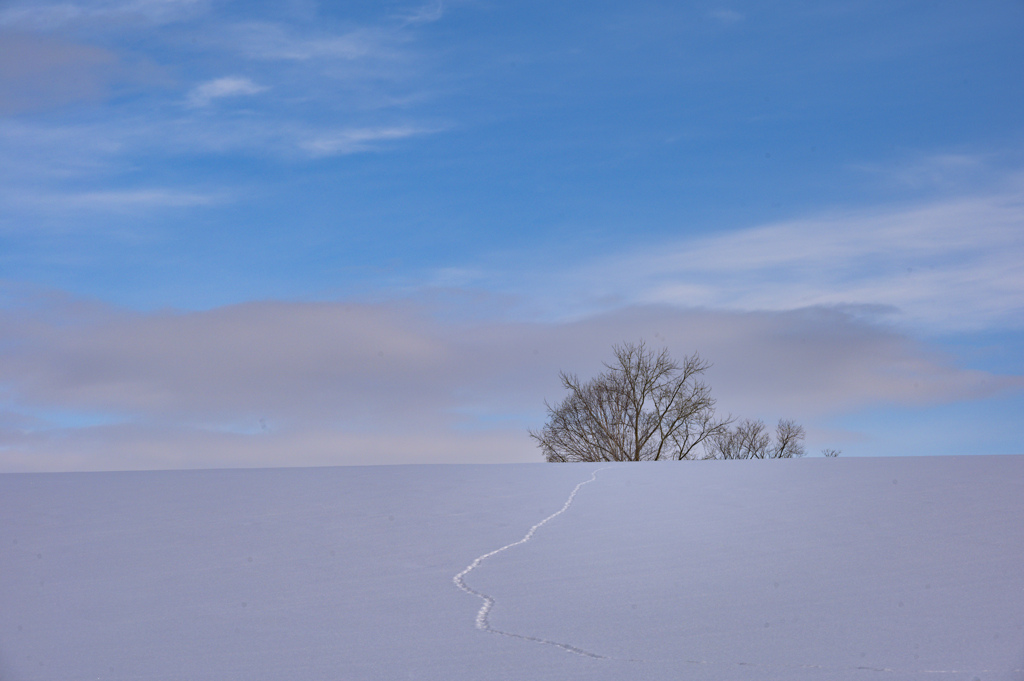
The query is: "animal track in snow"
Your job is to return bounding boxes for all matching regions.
[453,466,612,659]
[454,465,1022,677]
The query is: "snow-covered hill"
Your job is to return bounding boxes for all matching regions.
[2,457,1023,680]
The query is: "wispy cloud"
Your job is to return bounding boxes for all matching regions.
[225,22,402,62]
[399,1,445,26]
[186,76,267,107]
[0,115,432,218]
[0,7,440,194]
[548,183,1024,333]
[852,151,1012,192]
[53,188,224,210]
[300,126,430,157]
[0,118,138,186]
[0,0,208,30]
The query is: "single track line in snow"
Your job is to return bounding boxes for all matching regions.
[453,465,613,659]
[454,465,1023,676]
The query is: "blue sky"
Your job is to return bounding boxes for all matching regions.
[1,0,1022,470]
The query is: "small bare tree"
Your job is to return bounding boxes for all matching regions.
[530,341,731,462]
[706,418,806,459]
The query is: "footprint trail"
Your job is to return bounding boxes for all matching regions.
[453,466,612,659]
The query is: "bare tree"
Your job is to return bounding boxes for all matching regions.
[530,341,731,462]
[706,418,806,460]
[821,448,841,458]
[773,419,806,458]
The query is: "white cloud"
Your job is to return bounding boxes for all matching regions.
[300,126,428,156]
[560,183,1024,332]
[186,76,268,107]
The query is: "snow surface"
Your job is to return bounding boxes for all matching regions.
[2,457,1023,681]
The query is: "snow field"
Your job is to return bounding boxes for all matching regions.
[1,456,1023,681]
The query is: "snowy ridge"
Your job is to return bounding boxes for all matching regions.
[453,466,613,659]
